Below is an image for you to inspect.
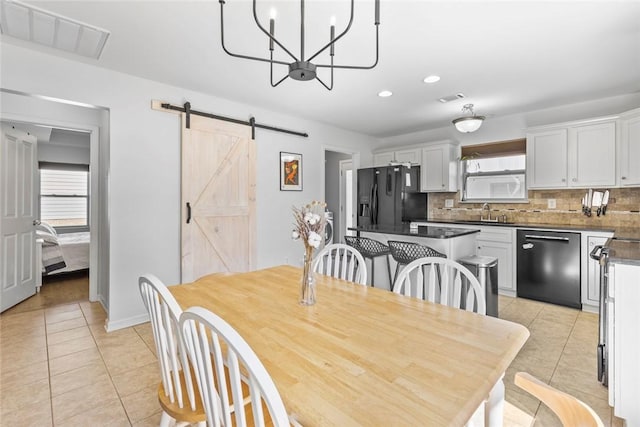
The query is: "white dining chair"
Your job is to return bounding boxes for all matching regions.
[138,274,206,427]
[393,258,500,426]
[312,243,368,285]
[179,306,295,427]
[392,257,486,315]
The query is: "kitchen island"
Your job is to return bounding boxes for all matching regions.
[348,224,480,289]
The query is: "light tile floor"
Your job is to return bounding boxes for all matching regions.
[0,293,624,426]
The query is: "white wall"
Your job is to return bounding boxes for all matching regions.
[0,44,378,329]
[376,92,640,149]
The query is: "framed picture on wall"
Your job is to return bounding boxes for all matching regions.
[280,152,302,191]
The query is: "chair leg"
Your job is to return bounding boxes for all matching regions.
[385,255,392,291]
[392,262,404,289]
[369,257,375,288]
[159,411,173,427]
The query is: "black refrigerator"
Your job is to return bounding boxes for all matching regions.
[357,166,428,227]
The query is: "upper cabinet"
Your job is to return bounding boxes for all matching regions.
[619,109,640,187]
[372,151,395,167]
[421,142,458,192]
[527,120,616,189]
[372,147,421,167]
[526,129,568,188]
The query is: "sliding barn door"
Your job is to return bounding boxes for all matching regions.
[1,125,38,312]
[181,114,256,283]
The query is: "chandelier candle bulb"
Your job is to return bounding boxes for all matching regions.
[330,25,335,56]
[269,19,275,51]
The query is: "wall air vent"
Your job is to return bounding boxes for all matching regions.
[0,0,110,59]
[438,93,466,103]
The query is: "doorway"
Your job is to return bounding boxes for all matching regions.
[324,149,358,244]
[0,94,108,313]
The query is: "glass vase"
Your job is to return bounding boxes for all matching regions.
[300,248,316,305]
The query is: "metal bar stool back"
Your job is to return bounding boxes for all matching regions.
[387,240,446,284]
[344,236,392,288]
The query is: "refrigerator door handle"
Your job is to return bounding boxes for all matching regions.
[371,183,378,224]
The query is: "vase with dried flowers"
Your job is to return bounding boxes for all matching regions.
[292,201,327,305]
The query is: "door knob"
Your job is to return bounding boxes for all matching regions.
[621,176,627,180]
[33,219,41,226]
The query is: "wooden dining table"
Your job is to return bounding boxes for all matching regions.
[169,265,529,426]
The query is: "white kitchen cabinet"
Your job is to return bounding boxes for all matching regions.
[619,110,640,186]
[610,262,640,425]
[568,121,616,188]
[582,233,612,310]
[476,228,516,296]
[526,129,568,188]
[373,148,422,167]
[527,121,616,189]
[421,143,458,192]
[394,148,422,165]
[372,151,395,167]
[423,222,516,296]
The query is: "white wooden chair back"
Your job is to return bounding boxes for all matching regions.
[180,306,291,427]
[312,243,367,285]
[392,257,486,315]
[138,274,196,411]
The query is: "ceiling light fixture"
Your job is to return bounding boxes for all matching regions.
[423,75,440,83]
[452,104,485,133]
[0,0,110,59]
[378,90,392,98]
[219,0,381,90]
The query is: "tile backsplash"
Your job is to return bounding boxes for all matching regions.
[428,188,640,228]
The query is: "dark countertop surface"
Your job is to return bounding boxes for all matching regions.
[348,224,480,239]
[419,219,618,234]
[608,238,640,266]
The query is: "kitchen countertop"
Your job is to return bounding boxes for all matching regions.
[421,219,617,234]
[608,239,640,266]
[349,224,480,239]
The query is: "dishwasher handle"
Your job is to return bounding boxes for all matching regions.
[524,234,570,242]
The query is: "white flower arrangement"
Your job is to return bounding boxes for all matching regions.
[292,201,327,252]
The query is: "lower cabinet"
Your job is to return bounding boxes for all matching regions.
[425,222,516,296]
[477,239,515,296]
[582,232,613,311]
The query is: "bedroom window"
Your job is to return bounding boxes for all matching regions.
[40,162,89,228]
[460,139,527,202]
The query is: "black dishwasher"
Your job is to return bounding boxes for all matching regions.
[517,230,581,309]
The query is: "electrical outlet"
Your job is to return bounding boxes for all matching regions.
[445,199,454,208]
[547,199,556,209]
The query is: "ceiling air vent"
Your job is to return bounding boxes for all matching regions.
[438,93,466,103]
[0,0,110,59]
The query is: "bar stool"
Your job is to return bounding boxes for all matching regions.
[387,240,446,284]
[344,236,392,288]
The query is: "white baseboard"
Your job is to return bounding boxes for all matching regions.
[105,312,149,332]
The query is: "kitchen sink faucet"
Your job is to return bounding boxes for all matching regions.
[481,203,491,221]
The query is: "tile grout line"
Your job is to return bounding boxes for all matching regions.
[83,306,135,426]
[44,311,55,427]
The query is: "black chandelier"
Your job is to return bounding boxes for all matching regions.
[219,0,381,90]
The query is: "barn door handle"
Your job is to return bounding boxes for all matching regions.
[186,202,192,224]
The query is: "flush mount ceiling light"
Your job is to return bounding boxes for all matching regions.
[219,0,381,90]
[423,75,440,83]
[378,90,392,97]
[452,103,485,133]
[0,0,110,59]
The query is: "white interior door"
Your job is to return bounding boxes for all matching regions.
[1,125,38,312]
[181,114,256,283]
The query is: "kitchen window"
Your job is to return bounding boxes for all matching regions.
[40,162,89,230]
[461,139,527,202]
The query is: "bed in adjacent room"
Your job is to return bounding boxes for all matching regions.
[36,222,90,291]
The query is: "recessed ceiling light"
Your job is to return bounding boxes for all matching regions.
[423,75,440,83]
[378,90,393,98]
